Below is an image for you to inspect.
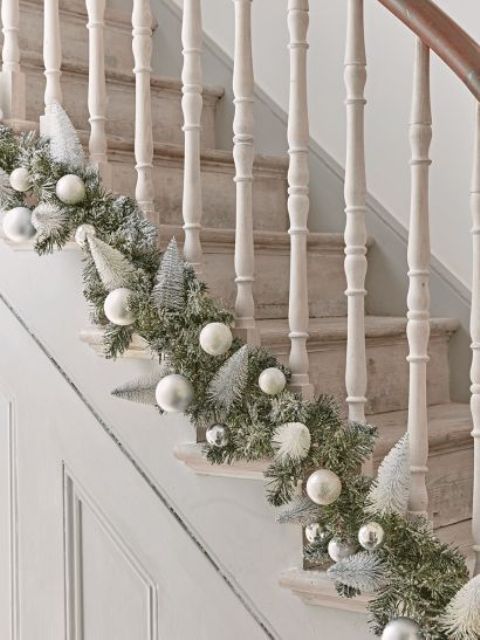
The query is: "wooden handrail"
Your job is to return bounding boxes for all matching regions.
[377,0,480,101]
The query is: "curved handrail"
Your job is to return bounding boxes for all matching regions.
[377,0,480,101]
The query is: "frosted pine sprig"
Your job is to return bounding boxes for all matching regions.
[272,422,311,462]
[32,202,67,234]
[276,496,322,525]
[48,102,85,168]
[367,433,410,516]
[441,575,480,640]
[328,552,386,593]
[207,345,249,411]
[152,238,185,312]
[88,235,136,291]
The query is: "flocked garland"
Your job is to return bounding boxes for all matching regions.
[0,105,477,640]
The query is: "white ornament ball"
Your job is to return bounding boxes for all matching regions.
[206,424,229,448]
[381,618,422,640]
[103,287,135,326]
[272,422,311,462]
[306,469,342,506]
[55,174,86,205]
[305,523,329,545]
[155,374,193,413]
[258,367,286,395]
[75,223,96,247]
[2,207,35,242]
[199,322,233,356]
[327,538,356,563]
[9,167,31,192]
[358,522,385,551]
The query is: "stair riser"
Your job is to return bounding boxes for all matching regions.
[110,150,289,232]
[269,334,451,415]
[188,243,347,319]
[23,63,218,149]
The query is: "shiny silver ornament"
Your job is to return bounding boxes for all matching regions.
[75,223,96,247]
[258,367,286,395]
[206,424,229,448]
[2,207,35,242]
[103,287,135,326]
[327,538,356,562]
[305,523,329,544]
[381,618,421,640]
[155,374,193,413]
[9,167,31,192]
[306,468,342,505]
[199,322,233,356]
[358,521,385,551]
[55,174,86,205]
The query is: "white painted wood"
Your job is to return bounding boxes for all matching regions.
[132,0,154,218]
[181,0,204,272]
[0,0,25,121]
[40,0,63,136]
[470,102,480,576]
[406,40,432,519]
[286,0,313,399]
[86,0,111,187]
[343,0,368,425]
[232,0,258,344]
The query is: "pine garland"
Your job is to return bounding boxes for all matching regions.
[0,113,473,639]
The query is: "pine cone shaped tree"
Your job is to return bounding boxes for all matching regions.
[48,102,85,168]
[152,238,186,312]
[367,433,410,516]
[207,345,249,411]
[88,235,136,291]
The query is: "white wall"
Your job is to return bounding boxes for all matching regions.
[171,0,479,290]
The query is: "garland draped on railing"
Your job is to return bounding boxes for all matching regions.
[0,105,477,640]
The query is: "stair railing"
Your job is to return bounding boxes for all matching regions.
[0,0,25,122]
[40,0,62,136]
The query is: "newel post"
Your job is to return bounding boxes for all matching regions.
[0,0,26,122]
[40,0,63,135]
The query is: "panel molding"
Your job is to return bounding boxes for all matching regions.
[63,467,159,640]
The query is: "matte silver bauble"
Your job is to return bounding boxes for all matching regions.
[258,367,286,395]
[155,374,193,413]
[306,468,342,506]
[103,287,135,326]
[305,523,329,544]
[327,538,356,563]
[2,207,35,242]
[9,167,31,192]
[75,223,96,247]
[381,618,422,640]
[358,522,385,551]
[55,174,86,205]
[206,424,229,448]
[199,322,233,356]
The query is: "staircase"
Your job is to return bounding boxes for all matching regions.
[0,0,478,637]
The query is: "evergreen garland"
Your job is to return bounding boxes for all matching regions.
[0,115,473,639]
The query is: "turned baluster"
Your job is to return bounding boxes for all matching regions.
[406,39,432,519]
[287,0,313,399]
[232,0,257,344]
[344,0,368,425]
[132,0,154,218]
[181,0,203,272]
[40,0,63,136]
[470,102,480,575]
[0,0,25,121]
[86,0,111,186]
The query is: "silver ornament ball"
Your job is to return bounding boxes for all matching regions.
[9,167,31,192]
[103,288,135,326]
[2,207,35,242]
[155,374,193,413]
[258,367,286,395]
[199,322,233,356]
[306,468,342,506]
[75,223,96,247]
[206,424,229,448]
[358,521,385,551]
[327,538,356,563]
[305,523,329,544]
[55,174,86,205]
[381,618,422,640]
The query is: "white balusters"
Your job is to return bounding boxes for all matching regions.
[132,0,154,218]
[406,39,432,519]
[286,0,313,399]
[40,0,63,135]
[232,0,257,344]
[86,0,111,186]
[181,0,203,271]
[0,0,25,121]
[344,0,368,424]
[470,102,480,575]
